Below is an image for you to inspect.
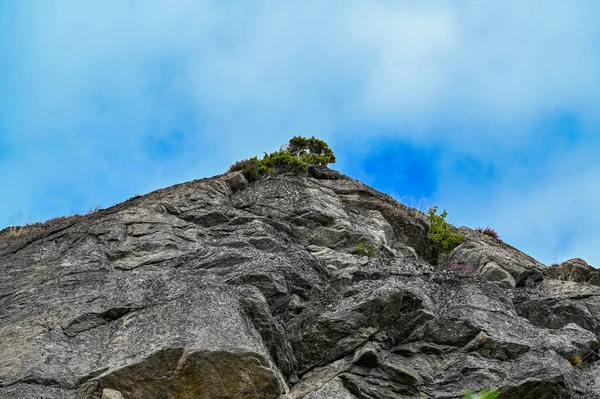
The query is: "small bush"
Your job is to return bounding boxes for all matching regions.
[366,245,375,258]
[286,136,336,165]
[570,354,582,367]
[229,157,266,182]
[475,226,500,240]
[262,150,308,175]
[228,136,335,182]
[357,242,365,256]
[425,206,465,264]
[357,242,376,258]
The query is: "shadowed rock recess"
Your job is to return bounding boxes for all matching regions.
[1,166,600,398]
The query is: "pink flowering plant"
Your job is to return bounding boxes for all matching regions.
[449,264,474,272]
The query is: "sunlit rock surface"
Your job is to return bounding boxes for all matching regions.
[1,166,598,398]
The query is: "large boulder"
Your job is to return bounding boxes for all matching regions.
[547,258,600,286]
[440,227,546,287]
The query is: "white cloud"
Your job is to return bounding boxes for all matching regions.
[10,1,600,148]
[1,1,599,266]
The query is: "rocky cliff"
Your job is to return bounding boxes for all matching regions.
[1,166,599,398]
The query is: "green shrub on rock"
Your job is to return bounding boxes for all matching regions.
[228,136,335,182]
[366,245,375,258]
[228,157,264,182]
[464,389,498,399]
[286,136,336,165]
[357,242,366,256]
[357,242,376,258]
[425,206,465,264]
[261,150,309,175]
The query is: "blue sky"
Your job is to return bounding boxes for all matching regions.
[1,1,599,267]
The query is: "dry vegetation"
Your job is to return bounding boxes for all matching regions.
[4,206,103,238]
[6,212,29,238]
[392,195,432,221]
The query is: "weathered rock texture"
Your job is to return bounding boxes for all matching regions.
[1,166,599,398]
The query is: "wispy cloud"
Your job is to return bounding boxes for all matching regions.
[1,1,599,266]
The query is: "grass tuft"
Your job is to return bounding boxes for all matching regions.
[570,354,582,367]
[6,212,30,238]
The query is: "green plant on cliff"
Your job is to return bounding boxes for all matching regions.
[366,244,375,258]
[357,242,365,256]
[425,206,465,264]
[357,242,376,258]
[464,389,498,399]
[228,136,335,182]
[286,135,336,166]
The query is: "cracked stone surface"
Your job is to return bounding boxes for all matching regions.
[1,166,599,398]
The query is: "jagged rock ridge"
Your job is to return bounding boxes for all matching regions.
[1,166,599,398]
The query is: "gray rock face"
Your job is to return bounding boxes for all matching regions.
[480,261,517,289]
[547,258,600,286]
[1,168,599,398]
